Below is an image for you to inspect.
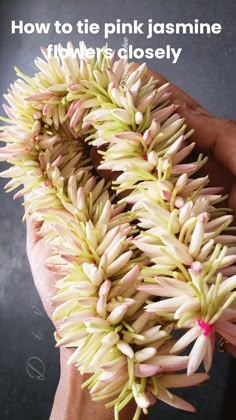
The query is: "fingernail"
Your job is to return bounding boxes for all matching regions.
[172,99,184,109]
[184,103,214,118]
[172,100,201,115]
[218,337,229,353]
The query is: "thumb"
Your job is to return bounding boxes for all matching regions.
[179,102,236,176]
[141,66,236,175]
[224,341,236,358]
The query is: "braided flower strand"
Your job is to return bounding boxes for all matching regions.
[0,42,236,419]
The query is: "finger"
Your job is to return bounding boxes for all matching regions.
[224,342,236,358]
[131,63,213,115]
[24,192,42,242]
[197,156,235,193]
[26,215,44,250]
[133,64,236,176]
[181,108,236,176]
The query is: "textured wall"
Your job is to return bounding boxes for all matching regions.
[0,1,235,419]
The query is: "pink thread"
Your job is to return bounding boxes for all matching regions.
[197,319,212,336]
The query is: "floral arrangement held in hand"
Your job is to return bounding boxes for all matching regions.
[1,42,236,420]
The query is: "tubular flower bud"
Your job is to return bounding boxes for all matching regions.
[1,42,236,420]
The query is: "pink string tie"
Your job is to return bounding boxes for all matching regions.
[197,319,212,336]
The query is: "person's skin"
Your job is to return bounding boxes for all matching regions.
[26,217,138,420]
[143,67,236,216]
[26,68,236,420]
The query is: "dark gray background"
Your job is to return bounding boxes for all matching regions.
[0,0,235,419]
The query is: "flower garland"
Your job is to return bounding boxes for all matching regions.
[1,42,236,419]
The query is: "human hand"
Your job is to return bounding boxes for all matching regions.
[92,65,236,361]
[141,68,236,357]
[92,65,236,217]
[26,216,139,419]
[144,67,236,215]
[26,216,58,321]
[26,66,236,419]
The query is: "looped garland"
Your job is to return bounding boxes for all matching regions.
[1,42,236,419]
